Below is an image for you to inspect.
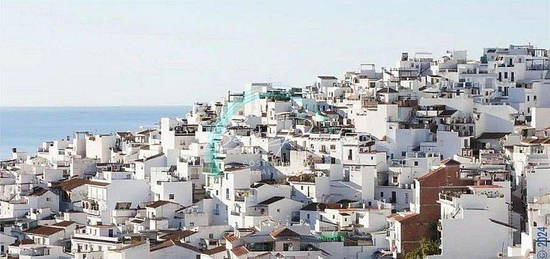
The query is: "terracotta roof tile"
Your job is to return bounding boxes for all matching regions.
[150,240,176,252]
[56,178,91,191]
[52,221,75,227]
[25,226,64,236]
[225,233,238,242]
[146,200,180,208]
[159,229,196,241]
[110,241,146,252]
[203,246,226,255]
[387,212,419,222]
[28,187,49,196]
[258,196,285,205]
[270,227,300,238]
[232,246,249,256]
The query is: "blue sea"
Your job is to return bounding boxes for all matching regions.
[0,106,190,160]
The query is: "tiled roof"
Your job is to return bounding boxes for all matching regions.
[387,212,419,222]
[88,181,110,187]
[318,76,337,80]
[522,137,550,144]
[52,221,75,227]
[301,203,343,211]
[56,178,91,191]
[25,226,64,236]
[109,240,146,252]
[438,109,457,117]
[12,239,34,246]
[150,240,176,252]
[416,167,441,181]
[270,227,300,238]
[177,242,203,253]
[225,233,238,242]
[159,229,196,241]
[232,246,249,256]
[147,152,164,160]
[477,132,509,140]
[203,246,226,255]
[441,158,461,166]
[257,196,285,205]
[28,187,49,196]
[146,200,180,208]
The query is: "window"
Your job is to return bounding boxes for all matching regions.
[283,243,291,251]
[209,234,214,239]
[169,194,174,200]
[380,192,384,197]
[414,161,419,166]
[277,209,280,213]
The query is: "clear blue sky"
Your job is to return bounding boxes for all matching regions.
[1,0,548,106]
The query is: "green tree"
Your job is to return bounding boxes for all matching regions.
[404,239,441,259]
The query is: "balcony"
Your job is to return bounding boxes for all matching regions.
[112,209,135,217]
[82,200,101,216]
[526,60,549,70]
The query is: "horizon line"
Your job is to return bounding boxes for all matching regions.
[0,104,194,108]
